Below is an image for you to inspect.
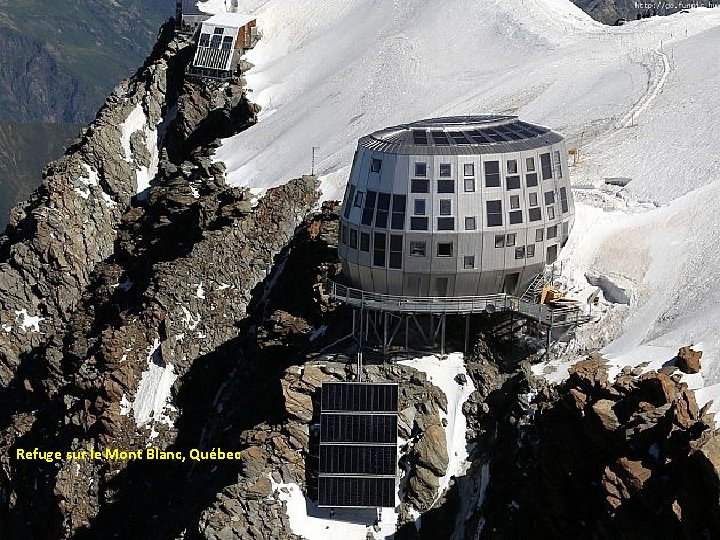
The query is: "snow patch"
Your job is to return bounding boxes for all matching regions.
[129,338,178,428]
[397,353,476,503]
[180,305,201,330]
[196,283,206,299]
[14,309,43,333]
[269,475,397,539]
[119,103,162,195]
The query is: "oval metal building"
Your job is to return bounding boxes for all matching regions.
[337,115,575,298]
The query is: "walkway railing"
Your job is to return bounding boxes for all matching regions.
[326,280,594,328]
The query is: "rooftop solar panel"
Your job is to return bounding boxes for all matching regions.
[318,476,395,508]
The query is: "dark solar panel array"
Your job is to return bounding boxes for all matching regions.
[319,382,399,508]
[318,477,395,508]
[320,445,397,475]
[387,118,551,147]
[321,382,398,413]
[320,414,397,444]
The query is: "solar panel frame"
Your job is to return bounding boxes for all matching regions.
[320,413,397,444]
[318,476,396,508]
[319,382,399,508]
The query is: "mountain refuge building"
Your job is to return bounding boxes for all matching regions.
[337,116,576,298]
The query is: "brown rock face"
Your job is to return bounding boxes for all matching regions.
[477,356,720,540]
[415,424,449,477]
[677,346,702,374]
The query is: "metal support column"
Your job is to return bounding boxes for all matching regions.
[440,315,446,357]
[464,314,470,354]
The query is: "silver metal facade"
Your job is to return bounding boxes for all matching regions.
[337,116,576,297]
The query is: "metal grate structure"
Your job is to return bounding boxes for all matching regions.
[318,382,399,508]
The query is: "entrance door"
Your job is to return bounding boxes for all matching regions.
[546,244,558,264]
[502,272,520,295]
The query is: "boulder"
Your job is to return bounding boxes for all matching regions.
[414,424,449,477]
[677,346,702,374]
[408,464,440,510]
[592,399,620,431]
[280,381,314,423]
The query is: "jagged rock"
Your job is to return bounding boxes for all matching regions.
[281,381,314,423]
[408,464,440,510]
[592,399,620,431]
[568,355,610,389]
[677,346,702,374]
[414,424,449,477]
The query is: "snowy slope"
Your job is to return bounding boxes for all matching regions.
[198,1,720,405]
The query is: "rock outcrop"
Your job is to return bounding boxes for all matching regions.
[474,356,720,539]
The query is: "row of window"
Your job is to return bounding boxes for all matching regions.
[198,31,234,50]
[339,222,568,269]
[368,152,564,183]
[345,186,569,231]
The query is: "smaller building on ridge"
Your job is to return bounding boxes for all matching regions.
[189,13,259,80]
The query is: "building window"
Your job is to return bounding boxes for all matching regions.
[343,185,356,218]
[437,242,453,257]
[529,207,542,222]
[373,232,386,266]
[553,150,563,179]
[527,244,535,258]
[464,255,475,269]
[464,163,475,176]
[410,241,426,257]
[360,232,370,252]
[540,153,552,180]
[371,158,382,173]
[437,217,455,230]
[353,190,364,208]
[510,195,520,209]
[464,177,476,192]
[562,221,569,238]
[535,228,544,242]
[515,246,526,259]
[544,191,555,205]
[509,210,523,224]
[486,200,502,227]
[210,34,222,49]
[439,199,452,215]
[529,192,538,207]
[410,217,429,230]
[560,187,569,213]
[437,179,455,193]
[495,235,505,248]
[414,199,426,215]
[391,195,406,229]
[339,223,345,245]
[506,233,516,247]
[222,35,233,50]
[547,225,558,239]
[465,216,476,230]
[526,173,538,187]
[484,161,501,187]
[506,175,521,190]
[526,157,536,172]
[375,192,391,228]
[199,33,211,47]
[411,179,429,193]
[415,162,427,176]
[507,159,518,174]
[440,164,452,177]
[389,235,403,269]
[349,228,358,249]
[547,205,556,220]
[361,190,376,225]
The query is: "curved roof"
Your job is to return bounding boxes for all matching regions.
[358,115,564,155]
